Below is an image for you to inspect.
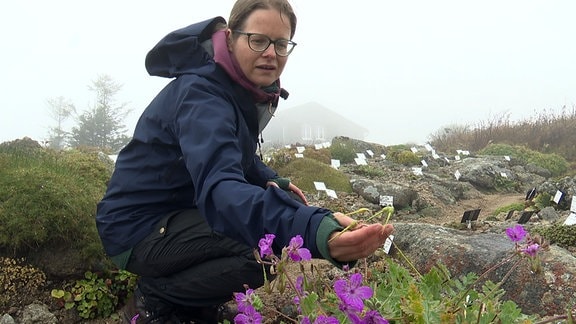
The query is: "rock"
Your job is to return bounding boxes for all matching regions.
[392,222,576,317]
[0,314,16,324]
[19,303,58,324]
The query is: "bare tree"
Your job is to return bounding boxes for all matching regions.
[46,96,76,150]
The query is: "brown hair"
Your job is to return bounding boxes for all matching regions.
[228,0,297,39]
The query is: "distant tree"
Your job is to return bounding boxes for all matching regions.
[70,75,131,152]
[46,96,76,150]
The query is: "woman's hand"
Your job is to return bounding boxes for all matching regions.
[328,212,394,262]
[266,181,309,205]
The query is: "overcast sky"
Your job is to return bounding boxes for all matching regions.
[1,1,575,146]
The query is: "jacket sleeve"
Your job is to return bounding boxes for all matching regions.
[173,85,330,257]
[245,154,278,188]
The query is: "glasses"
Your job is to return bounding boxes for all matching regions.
[233,30,296,57]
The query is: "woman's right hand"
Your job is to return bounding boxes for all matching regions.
[327,212,394,262]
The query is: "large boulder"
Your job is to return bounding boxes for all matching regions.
[392,222,576,317]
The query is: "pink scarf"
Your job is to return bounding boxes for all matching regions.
[212,30,281,104]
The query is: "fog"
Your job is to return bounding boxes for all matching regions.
[1,1,575,146]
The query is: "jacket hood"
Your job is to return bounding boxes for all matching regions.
[145,17,226,78]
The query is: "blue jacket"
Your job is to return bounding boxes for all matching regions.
[96,17,331,258]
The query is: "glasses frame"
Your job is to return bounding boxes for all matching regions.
[233,30,297,57]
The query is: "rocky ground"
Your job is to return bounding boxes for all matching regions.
[4,141,574,323]
[2,189,530,324]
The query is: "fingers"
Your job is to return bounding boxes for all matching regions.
[288,183,308,205]
[328,223,395,262]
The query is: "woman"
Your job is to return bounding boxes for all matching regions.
[96,0,394,322]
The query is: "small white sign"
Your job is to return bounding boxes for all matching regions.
[504,156,511,161]
[383,235,394,254]
[553,190,564,204]
[432,152,440,160]
[354,158,367,165]
[284,145,291,149]
[424,143,433,152]
[421,160,428,167]
[295,153,304,158]
[313,181,327,191]
[366,150,374,157]
[454,170,461,180]
[380,195,394,207]
[500,172,508,178]
[570,196,576,212]
[296,146,306,154]
[326,189,338,199]
[356,153,367,160]
[444,157,450,163]
[412,167,423,176]
[381,154,387,160]
[455,155,461,161]
[314,144,323,150]
[462,150,470,155]
[331,159,340,169]
[564,213,576,225]
[411,147,418,153]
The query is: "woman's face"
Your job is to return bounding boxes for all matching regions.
[229,9,292,87]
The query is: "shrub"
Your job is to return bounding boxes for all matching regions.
[276,157,352,194]
[532,224,576,248]
[388,150,421,166]
[479,144,569,177]
[0,142,110,261]
[329,140,357,164]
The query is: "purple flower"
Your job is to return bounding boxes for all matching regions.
[234,304,262,324]
[334,272,373,312]
[362,310,389,324]
[522,243,540,257]
[313,315,340,324]
[258,234,275,259]
[234,288,256,313]
[505,225,527,242]
[287,235,312,262]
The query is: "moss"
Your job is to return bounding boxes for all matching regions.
[277,157,352,194]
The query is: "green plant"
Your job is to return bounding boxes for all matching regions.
[532,224,576,248]
[236,222,548,323]
[388,149,421,166]
[0,144,109,262]
[329,140,357,164]
[479,144,569,177]
[491,203,525,217]
[353,165,387,178]
[51,270,137,319]
[276,157,352,193]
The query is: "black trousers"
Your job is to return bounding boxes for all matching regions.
[125,209,269,309]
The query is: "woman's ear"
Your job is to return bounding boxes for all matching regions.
[226,29,233,51]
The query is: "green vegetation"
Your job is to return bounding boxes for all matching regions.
[532,224,576,248]
[478,143,568,177]
[51,270,137,319]
[386,146,421,166]
[491,203,525,217]
[276,157,352,193]
[329,138,358,164]
[0,138,110,261]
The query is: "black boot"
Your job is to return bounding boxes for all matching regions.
[175,303,238,324]
[122,285,180,324]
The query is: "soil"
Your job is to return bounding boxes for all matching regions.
[3,191,529,324]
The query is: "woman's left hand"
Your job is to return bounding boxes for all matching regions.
[266,181,309,205]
